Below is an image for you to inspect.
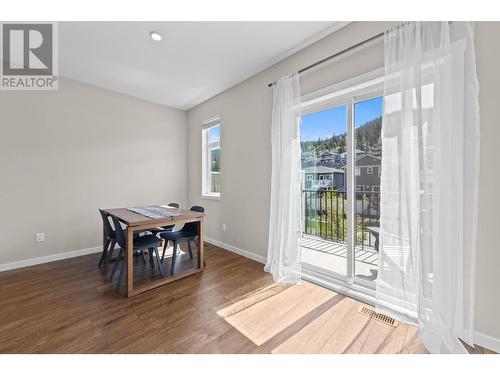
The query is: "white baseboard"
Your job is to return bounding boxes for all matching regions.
[0,246,102,273]
[474,331,500,353]
[205,237,266,264]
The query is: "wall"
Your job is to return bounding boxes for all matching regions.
[187,22,500,344]
[473,22,500,342]
[0,77,187,265]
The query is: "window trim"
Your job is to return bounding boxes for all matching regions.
[202,118,221,200]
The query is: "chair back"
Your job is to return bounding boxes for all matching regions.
[184,206,205,235]
[168,202,180,208]
[110,215,127,249]
[99,209,115,239]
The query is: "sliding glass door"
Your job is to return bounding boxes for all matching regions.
[299,76,383,289]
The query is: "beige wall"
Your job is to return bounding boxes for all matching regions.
[187,22,500,341]
[0,77,187,265]
[474,22,500,340]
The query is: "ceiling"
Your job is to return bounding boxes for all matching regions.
[58,22,347,110]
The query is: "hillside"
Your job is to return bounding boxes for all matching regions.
[301,116,381,155]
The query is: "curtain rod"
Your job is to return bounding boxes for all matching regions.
[267,31,384,88]
[268,21,456,87]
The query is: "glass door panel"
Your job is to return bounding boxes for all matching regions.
[300,105,348,277]
[353,97,383,282]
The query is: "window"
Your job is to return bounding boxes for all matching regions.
[355,167,361,176]
[355,185,363,192]
[202,119,221,198]
[367,166,373,174]
[306,174,313,181]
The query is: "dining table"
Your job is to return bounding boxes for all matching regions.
[103,205,205,297]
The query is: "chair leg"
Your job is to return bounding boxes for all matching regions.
[115,260,126,295]
[105,240,116,269]
[153,248,165,278]
[99,239,111,267]
[187,240,194,260]
[148,249,155,269]
[109,248,123,282]
[161,240,168,263]
[170,241,178,276]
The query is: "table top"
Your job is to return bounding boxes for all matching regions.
[104,205,204,227]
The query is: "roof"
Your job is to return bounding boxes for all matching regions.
[355,154,381,166]
[302,166,345,174]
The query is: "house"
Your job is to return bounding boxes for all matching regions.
[318,151,341,164]
[353,154,381,192]
[301,150,317,166]
[0,15,498,361]
[303,165,345,190]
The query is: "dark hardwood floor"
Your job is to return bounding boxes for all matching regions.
[0,243,494,354]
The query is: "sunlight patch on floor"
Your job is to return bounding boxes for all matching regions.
[217,281,336,346]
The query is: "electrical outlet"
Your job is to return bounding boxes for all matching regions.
[35,232,45,242]
[222,224,227,232]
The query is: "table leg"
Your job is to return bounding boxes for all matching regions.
[126,227,134,297]
[198,218,204,269]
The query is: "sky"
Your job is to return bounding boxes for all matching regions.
[300,96,382,142]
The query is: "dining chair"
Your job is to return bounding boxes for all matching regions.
[159,206,204,276]
[98,209,116,268]
[148,202,180,236]
[109,215,163,295]
[98,209,143,269]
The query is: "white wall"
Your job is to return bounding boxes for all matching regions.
[0,77,187,265]
[187,22,500,343]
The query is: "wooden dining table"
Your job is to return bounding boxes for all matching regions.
[103,205,205,297]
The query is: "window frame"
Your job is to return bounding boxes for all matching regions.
[202,118,221,200]
[367,166,374,174]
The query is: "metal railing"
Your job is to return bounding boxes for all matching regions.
[303,189,380,250]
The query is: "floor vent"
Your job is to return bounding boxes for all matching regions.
[359,306,398,327]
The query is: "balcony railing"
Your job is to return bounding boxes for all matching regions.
[303,189,380,250]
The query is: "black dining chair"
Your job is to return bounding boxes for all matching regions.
[98,209,144,269]
[98,209,116,268]
[109,215,164,295]
[148,202,180,236]
[159,206,204,276]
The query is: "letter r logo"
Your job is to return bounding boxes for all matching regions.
[2,23,53,75]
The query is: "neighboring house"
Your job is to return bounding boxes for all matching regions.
[353,154,381,192]
[301,150,316,162]
[339,149,364,165]
[319,151,341,164]
[303,165,345,190]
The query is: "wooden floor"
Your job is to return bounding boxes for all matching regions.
[0,243,492,354]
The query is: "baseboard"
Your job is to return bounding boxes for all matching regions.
[0,246,102,273]
[474,331,500,353]
[204,237,266,264]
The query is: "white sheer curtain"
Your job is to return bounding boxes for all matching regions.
[376,22,480,353]
[265,73,302,284]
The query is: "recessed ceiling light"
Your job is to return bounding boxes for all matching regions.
[150,31,162,41]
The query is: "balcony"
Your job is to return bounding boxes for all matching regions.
[302,190,380,280]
